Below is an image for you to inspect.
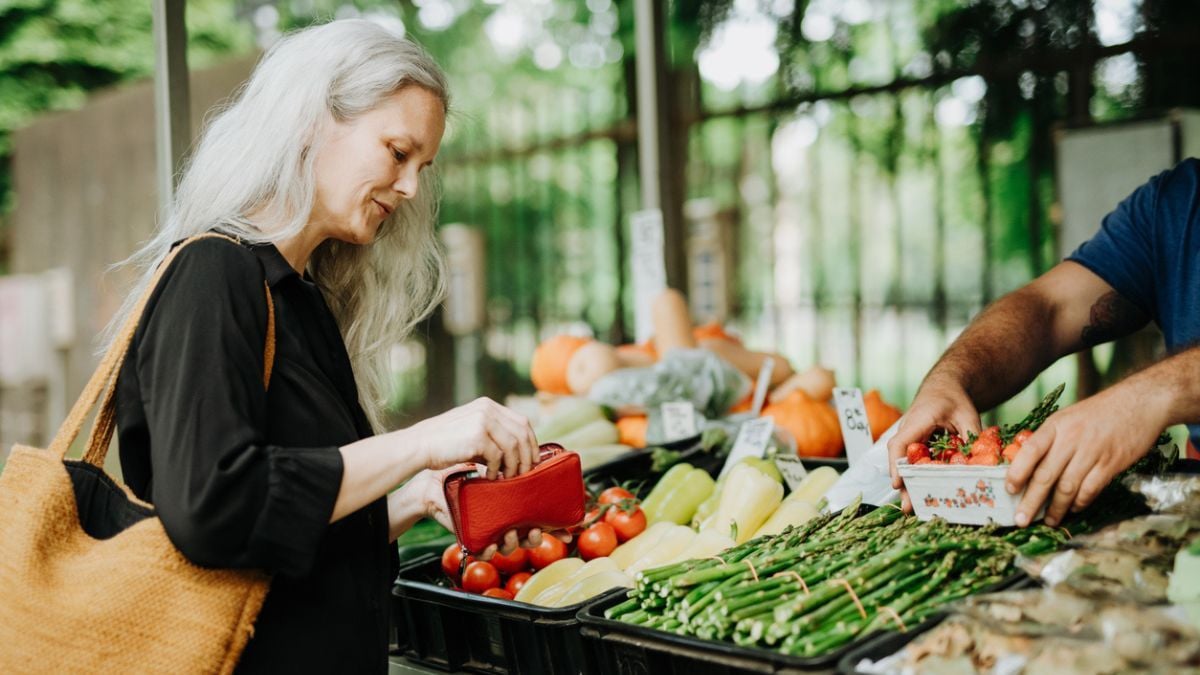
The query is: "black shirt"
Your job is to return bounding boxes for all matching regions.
[115,236,395,673]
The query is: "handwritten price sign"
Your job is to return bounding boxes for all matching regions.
[661,401,697,442]
[833,388,874,465]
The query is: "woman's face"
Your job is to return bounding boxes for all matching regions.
[310,86,445,245]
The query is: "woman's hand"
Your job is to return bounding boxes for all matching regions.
[887,378,981,511]
[402,397,539,480]
[391,465,572,559]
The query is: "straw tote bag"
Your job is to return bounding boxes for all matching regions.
[0,233,274,673]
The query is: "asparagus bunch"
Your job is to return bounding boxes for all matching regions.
[605,497,1067,657]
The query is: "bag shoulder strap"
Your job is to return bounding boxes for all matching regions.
[49,233,276,466]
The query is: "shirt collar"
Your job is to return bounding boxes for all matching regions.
[249,242,302,287]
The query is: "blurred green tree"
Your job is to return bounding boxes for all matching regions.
[0,0,252,270]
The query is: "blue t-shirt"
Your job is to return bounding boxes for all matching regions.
[1067,157,1200,445]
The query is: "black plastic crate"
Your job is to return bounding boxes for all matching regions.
[575,502,1031,675]
[391,553,625,674]
[835,615,946,674]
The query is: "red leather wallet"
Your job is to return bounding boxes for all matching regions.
[443,443,586,554]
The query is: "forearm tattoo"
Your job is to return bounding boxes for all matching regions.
[1080,291,1149,346]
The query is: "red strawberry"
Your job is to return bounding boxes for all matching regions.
[970,435,1002,458]
[914,457,934,465]
[946,451,967,465]
[1001,443,1022,463]
[906,442,932,464]
[967,452,999,466]
[980,425,1001,441]
[1014,429,1034,444]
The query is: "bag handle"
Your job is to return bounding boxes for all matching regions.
[50,233,276,465]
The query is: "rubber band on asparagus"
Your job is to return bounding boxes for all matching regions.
[744,559,759,583]
[772,570,809,595]
[832,578,867,619]
[877,606,907,632]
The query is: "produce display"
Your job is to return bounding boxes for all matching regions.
[533,397,631,471]
[858,485,1200,674]
[604,497,1069,658]
[528,288,905,461]
[437,486,648,607]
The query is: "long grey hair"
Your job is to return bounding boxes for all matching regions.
[106,19,449,432]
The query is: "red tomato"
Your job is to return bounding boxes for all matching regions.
[505,571,532,596]
[577,522,618,560]
[489,546,529,575]
[528,535,568,570]
[461,561,501,593]
[598,487,635,506]
[604,507,647,543]
[441,543,473,581]
[482,587,514,600]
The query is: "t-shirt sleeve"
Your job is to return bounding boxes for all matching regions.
[1066,170,1164,319]
[133,238,344,579]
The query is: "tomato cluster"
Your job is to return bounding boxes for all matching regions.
[441,486,648,599]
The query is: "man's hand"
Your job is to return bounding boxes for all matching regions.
[1006,381,1165,527]
[887,379,982,511]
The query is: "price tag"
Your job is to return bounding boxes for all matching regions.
[631,209,667,344]
[719,417,775,479]
[834,388,874,465]
[749,357,775,416]
[773,455,809,492]
[660,401,697,442]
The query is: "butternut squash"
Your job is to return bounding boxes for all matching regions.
[566,341,622,394]
[698,337,794,388]
[651,289,697,355]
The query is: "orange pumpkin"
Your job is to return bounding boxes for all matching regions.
[864,389,903,440]
[616,416,648,447]
[530,335,590,394]
[762,390,843,458]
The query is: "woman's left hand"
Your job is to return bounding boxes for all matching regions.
[405,466,572,561]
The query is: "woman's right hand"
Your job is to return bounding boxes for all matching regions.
[403,397,540,480]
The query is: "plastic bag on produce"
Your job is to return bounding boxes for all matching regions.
[823,419,902,512]
[1125,474,1200,517]
[863,597,1200,675]
[587,348,751,418]
[1017,547,1171,604]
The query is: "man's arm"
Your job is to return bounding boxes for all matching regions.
[887,261,1149,508]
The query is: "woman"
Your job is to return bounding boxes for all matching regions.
[110,20,539,672]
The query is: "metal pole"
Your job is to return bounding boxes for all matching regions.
[152,0,191,214]
[633,0,662,212]
[633,0,687,291]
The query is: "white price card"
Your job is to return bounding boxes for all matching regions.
[834,387,874,465]
[631,209,667,344]
[720,417,775,479]
[773,456,809,492]
[660,401,697,442]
